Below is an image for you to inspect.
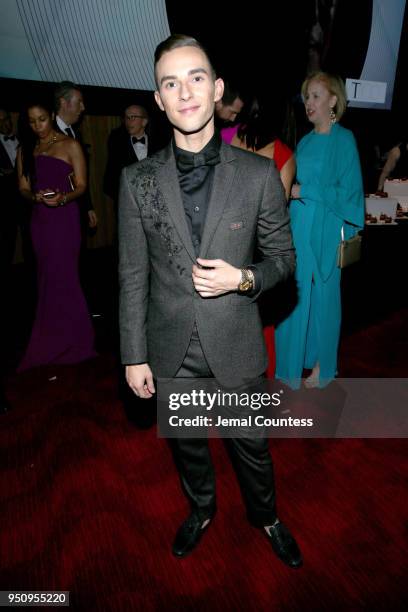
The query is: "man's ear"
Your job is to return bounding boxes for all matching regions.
[214,78,224,104]
[154,90,165,112]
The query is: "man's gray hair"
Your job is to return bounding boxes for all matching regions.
[54,81,81,111]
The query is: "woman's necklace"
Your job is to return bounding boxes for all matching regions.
[45,134,58,145]
[37,133,58,149]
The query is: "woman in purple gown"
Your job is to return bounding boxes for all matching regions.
[17,99,96,371]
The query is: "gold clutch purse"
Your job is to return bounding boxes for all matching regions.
[337,227,362,269]
[68,172,76,191]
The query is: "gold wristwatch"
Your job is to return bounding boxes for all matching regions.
[238,268,254,293]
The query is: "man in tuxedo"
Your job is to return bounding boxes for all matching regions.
[0,107,21,413]
[0,107,18,396]
[0,106,34,303]
[119,34,302,568]
[54,81,97,229]
[104,104,155,204]
[0,108,20,273]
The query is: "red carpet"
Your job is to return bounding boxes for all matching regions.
[1,252,408,610]
[2,318,407,610]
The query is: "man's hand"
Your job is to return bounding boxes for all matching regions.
[126,363,155,398]
[192,258,241,297]
[88,210,98,228]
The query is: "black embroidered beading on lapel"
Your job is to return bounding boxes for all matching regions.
[130,160,183,258]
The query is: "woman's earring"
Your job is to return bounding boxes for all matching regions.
[329,107,336,124]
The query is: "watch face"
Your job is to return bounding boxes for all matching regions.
[239,280,251,291]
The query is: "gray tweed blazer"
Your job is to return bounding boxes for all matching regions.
[118,140,295,386]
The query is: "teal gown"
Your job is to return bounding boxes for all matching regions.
[275,123,364,388]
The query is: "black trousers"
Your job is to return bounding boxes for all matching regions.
[171,327,277,527]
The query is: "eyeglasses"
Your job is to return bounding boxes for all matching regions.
[125,114,147,120]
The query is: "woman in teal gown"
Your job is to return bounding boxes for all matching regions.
[275,72,364,388]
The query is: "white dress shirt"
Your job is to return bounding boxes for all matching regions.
[131,133,148,161]
[56,115,75,138]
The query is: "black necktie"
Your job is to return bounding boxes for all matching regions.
[4,135,16,142]
[65,127,75,138]
[132,136,145,145]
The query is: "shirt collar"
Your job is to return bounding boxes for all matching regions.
[56,115,70,132]
[173,131,221,172]
[0,134,19,147]
[130,132,147,144]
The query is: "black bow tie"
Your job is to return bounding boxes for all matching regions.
[4,135,16,141]
[132,136,145,145]
[176,149,220,173]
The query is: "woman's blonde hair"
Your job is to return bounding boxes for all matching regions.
[301,71,347,121]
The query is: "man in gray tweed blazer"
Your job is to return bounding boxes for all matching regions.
[118,34,302,568]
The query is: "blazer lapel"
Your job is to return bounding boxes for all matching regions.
[156,145,196,262]
[199,143,237,258]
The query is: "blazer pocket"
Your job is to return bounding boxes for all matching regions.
[228,220,246,231]
[221,206,248,219]
[221,207,248,233]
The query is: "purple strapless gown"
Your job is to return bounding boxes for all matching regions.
[18,155,96,371]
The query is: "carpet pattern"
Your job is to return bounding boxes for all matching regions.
[1,329,407,610]
[1,253,407,610]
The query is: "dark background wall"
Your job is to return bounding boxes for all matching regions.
[3,0,408,254]
[165,0,408,191]
[2,1,407,145]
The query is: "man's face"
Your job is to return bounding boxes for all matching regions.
[61,89,85,125]
[0,109,13,135]
[216,96,244,123]
[154,46,223,136]
[124,105,148,137]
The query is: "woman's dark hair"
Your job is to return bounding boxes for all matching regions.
[18,98,54,183]
[237,95,287,151]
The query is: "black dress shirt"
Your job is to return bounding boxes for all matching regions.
[174,132,258,294]
[174,132,221,256]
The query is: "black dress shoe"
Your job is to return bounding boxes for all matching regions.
[172,513,212,558]
[264,520,303,568]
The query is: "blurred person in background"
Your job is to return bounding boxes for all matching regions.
[275,72,364,388]
[17,98,96,371]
